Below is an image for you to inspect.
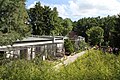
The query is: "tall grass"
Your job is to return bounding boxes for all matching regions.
[58,50,120,80]
[0,59,56,80]
[1,50,120,80]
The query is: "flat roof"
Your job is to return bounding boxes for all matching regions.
[0,36,64,51]
[21,37,52,41]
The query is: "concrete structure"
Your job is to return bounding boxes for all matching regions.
[0,36,64,60]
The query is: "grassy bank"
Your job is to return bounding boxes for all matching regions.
[1,50,120,80]
[58,50,120,80]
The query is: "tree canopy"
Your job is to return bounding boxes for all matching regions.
[73,15,120,48]
[86,26,104,46]
[28,2,73,36]
[0,0,120,48]
[0,0,30,45]
[28,2,60,35]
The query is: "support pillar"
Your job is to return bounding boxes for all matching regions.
[6,51,10,58]
[10,51,14,58]
[17,50,20,58]
[32,47,35,59]
[45,45,47,59]
[14,49,20,58]
[43,55,45,61]
[54,44,57,56]
[27,48,31,60]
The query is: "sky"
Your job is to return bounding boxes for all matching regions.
[26,0,120,21]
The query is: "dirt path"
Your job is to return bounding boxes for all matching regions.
[54,51,86,69]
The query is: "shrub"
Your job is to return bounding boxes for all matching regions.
[0,59,55,80]
[64,39,74,54]
[1,50,120,80]
[78,40,89,51]
[58,50,120,80]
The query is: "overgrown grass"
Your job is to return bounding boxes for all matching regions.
[59,50,120,80]
[1,50,120,80]
[0,59,56,80]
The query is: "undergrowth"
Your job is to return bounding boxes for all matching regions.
[1,50,120,80]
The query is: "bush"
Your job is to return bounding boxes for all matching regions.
[64,39,74,54]
[58,50,120,80]
[1,50,120,80]
[78,40,89,51]
[0,59,55,80]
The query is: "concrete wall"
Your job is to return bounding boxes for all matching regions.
[1,36,64,60]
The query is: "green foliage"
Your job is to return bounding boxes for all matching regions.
[86,26,104,46]
[78,40,89,51]
[73,15,120,47]
[62,18,73,36]
[0,60,55,80]
[1,50,120,80]
[64,39,74,54]
[28,2,73,36]
[58,50,120,80]
[28,2,64,36]
[112,14,120,48]
[0,0,31,45]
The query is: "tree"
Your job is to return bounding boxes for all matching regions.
[73,17,99,42]
[112,14,120,48]
[28,2,44,35]
[0,0,31,45]
[99,15,116,46]
[28,2,62,36]
[62,18,73,36]
[50,8,63,35]
[0,0,6,10]
[64,39,74,54]
[86,26,104,46]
